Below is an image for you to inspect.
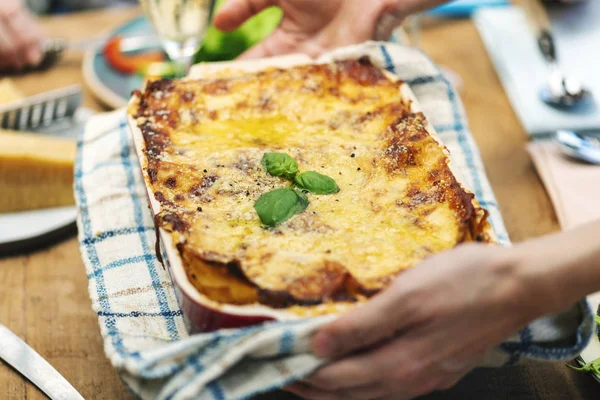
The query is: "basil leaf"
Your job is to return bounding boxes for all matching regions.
[296,189,309,204]
[294,171,340,194]
[261,152,299,179]
[254,188,308,227]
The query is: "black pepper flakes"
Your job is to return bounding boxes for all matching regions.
[357,167,361,171]
[197,207,203,212]
[203,169,208,173]
[351,153,355,158]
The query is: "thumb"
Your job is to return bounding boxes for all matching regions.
[312,279,420,359]
[213,0,277,32]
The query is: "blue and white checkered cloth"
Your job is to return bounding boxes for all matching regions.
[76,42,594,400]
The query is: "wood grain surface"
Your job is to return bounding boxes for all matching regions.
[0,6,596,400]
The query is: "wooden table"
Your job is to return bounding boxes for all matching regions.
[0,7,597,400]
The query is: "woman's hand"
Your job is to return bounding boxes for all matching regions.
[290,217,600,400]
[287,243,548,400]
[0,0,45,71]
[213,0,454,59]
[213,0,393,59]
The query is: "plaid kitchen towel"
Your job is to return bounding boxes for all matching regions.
[76,42,594,400]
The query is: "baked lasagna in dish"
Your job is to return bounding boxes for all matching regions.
[128,56,494,317]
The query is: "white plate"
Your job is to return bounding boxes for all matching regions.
[0,206,77,253]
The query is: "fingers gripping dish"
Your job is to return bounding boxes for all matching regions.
[128,56,495,330]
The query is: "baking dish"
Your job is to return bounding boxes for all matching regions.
[127,53,496,333]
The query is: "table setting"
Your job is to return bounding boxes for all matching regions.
[1,0,600,399]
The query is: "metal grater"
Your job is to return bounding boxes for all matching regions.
[0,85,82,131]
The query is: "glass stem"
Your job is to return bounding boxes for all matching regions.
[163,37,201,74]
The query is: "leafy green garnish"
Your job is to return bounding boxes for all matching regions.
[566,314,600,374]
[294,171,340,194]
[254,153,339,226]
[194,0,282,63]
[254,188,308,227]
[261,152,299,179]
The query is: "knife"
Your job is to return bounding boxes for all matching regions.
[0,324,84,400]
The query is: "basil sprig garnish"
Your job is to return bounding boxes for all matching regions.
[295,171,340,194]
[254,188,308,227]
[568,315,600,375]
[255,152,340,227]
[261,152,299,179]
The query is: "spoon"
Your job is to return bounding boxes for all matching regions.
[518,0,591,108]
[555,130,600,164]
[538,32,591,108]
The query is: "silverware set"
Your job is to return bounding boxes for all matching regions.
[519,0,591,108]
[519,0,598,164]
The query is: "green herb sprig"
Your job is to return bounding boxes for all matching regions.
[261,152,299,179]
[567,315,600,374]
[295,171,340,194]
[254,153,339,227]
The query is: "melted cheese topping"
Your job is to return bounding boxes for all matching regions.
[131,59,492,307]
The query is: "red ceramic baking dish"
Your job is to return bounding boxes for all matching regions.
[127,53,496,333]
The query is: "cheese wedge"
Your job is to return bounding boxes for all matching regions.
[0,130,75,213]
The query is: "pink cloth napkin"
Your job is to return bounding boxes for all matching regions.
[527,141,600,230]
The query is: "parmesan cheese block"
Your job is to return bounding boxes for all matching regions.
[0,131,75,213]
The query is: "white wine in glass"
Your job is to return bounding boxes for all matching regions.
[140,0,216,71]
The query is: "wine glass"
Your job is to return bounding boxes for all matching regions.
[140,0,216,72]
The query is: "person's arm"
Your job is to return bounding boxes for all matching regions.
[213,0,452,59]
[283,220,600,400]
[0,0,45,70]
[514,220,600,314]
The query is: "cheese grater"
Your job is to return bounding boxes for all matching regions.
[0,84,82,131]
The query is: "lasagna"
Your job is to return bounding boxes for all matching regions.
[129,57,494,311]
